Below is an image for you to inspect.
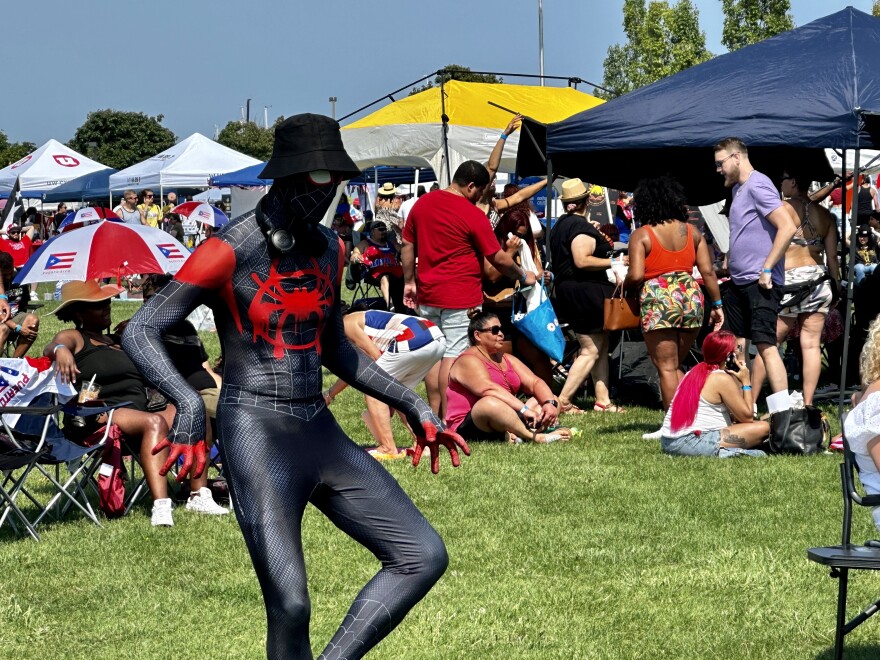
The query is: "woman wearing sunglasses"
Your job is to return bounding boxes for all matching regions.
[445,310,574,444]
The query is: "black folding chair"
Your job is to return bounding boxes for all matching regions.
[808,436,880,658]
[345,262,387,312]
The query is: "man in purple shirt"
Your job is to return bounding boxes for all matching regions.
[714,138,798,409]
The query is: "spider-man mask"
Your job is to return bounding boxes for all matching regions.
[263,171,343,256]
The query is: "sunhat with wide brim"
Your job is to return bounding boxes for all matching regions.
[560,178,590,203]
[53,280,124,317]
[377,182,397,198]
[258,114,360,180]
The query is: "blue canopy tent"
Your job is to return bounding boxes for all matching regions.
[42,168,118,204]
[209,163,436,188]
[527,6,880,414]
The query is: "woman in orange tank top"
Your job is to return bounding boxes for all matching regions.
[623,176,724,409]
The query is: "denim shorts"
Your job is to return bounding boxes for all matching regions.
[661,431,767,458]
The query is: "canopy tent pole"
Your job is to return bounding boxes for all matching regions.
[545,157,553,269]
[838,136,861,418]
[439,78,451,186]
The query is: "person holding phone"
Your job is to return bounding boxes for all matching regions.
[658,330,769,457]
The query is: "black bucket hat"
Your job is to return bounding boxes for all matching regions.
[259,114,360,180]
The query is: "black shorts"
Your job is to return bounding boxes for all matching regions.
[455,412,507,442]
[722,279,781,345]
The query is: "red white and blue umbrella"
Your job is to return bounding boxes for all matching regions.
[171,201,229,227]
[14,221,190,285]
[58,207,120,233]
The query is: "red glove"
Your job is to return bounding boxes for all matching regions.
[152,439,207,482]
[411,421,470,474]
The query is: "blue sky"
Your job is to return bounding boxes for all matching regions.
[3,0,873,146]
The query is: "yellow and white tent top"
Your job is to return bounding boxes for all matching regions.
[344,80,604,130]
[341,81,604,184]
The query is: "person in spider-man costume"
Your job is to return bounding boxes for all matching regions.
[122,114,469,660]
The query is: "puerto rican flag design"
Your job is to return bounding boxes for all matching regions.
[157,244,184,259]
[45,252,76,270]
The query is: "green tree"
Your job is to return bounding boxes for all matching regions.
[721,0,794,52]
[68,110,176,170]
[0,130,36,167]
[217,118,282,161]
[599,0,712,98]
[874,0,880,17]
[410,64,502,96]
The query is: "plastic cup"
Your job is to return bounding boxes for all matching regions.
[78,382,100,404]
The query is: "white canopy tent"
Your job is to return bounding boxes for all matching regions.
[0,139,108,199]
[108,133,261,192]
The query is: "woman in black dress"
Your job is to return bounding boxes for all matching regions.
[548,179,628,413]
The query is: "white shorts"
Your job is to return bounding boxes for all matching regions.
[376,336,446,389]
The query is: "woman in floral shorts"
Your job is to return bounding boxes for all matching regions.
[623,176,725,409]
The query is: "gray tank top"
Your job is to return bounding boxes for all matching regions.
[115,206,141,224]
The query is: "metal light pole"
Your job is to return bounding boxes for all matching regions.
[538,0,544,86]
[329,96,337,119]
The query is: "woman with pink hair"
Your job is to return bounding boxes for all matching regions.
[659,331,769,457]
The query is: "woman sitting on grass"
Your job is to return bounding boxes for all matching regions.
[445,310,574,444]
[659,330,769,457]
[845,315,880,530]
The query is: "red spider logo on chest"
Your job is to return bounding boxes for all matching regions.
[248,257,335,358]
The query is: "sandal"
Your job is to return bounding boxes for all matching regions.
[560,401,588,415]
[593,402,627,413]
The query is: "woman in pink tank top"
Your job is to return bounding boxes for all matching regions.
[446,310,575,444]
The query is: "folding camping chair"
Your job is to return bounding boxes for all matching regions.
[344,261,387,312]
[0,395,125,538]
[808,436,880,659]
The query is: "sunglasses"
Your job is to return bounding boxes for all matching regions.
[476,325,502,335]
[714,152,739,169]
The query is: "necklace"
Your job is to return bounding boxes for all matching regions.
[474,346,514,391]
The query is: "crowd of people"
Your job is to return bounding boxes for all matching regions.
[11,112,880,657]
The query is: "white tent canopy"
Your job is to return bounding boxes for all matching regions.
[0,140,108,198]
[825,148,880,176]
[108,133,261,191]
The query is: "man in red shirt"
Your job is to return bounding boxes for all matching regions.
[402,160,537,416]
[0,224,35,268]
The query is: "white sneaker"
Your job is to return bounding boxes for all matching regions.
[641,428,663,440]
[186,487,230,515]
[151,498,174,527]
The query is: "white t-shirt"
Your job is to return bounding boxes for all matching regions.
[399,196,419,225]
[844,390,880,530]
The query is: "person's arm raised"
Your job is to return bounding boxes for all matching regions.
[486,114,522,178]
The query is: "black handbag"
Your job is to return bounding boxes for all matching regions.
[768,406,828,455]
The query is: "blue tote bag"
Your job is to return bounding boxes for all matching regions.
[511,283,565,363]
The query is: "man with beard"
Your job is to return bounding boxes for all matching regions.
[713,137,798,413]
[122,114,469,660]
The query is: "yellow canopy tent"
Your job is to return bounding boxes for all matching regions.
[341,80,604,185]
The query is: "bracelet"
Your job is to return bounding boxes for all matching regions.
[53,343,64,354]
[742,385,752,391]
[519,404,529,415]
[14,324,21,333]
[0,294,7,300]
[519,271,528,284]
[762,268,773,273]
[712,300,723,308]
[500,133,508,141]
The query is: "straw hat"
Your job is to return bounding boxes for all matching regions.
[560,178,590,203]
[377,182,397,198]
[53,280,124,316]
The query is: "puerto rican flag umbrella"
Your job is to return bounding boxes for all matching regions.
[171,201,229,227]
[14,221,190,285]
[58,207,120,233]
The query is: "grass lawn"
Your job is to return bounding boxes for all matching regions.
[1,287,877,658]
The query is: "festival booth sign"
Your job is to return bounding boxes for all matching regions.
[341,80,604,186]
[0,140,109,199]
[43,168,118,204]
[108,133,261,194]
